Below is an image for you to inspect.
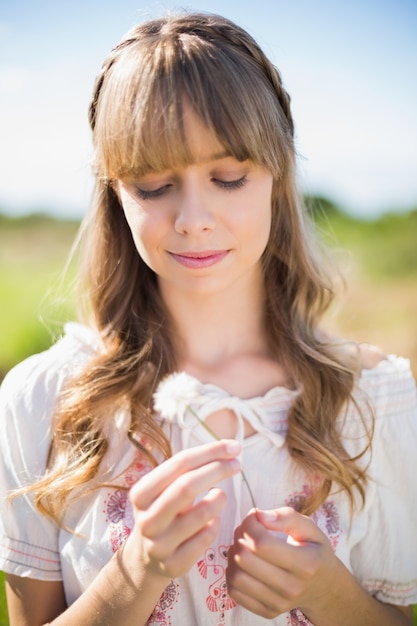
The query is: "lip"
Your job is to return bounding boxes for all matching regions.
[169,250,229,269]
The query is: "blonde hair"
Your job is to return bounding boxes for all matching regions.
[32,12,371,520]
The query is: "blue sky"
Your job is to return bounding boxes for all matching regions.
[1,0,416,218]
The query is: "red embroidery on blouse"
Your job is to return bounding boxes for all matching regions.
[197,545,236,625]
[104,452,179,626]
[285,484,341,550]
[147,580,179,626]
[103,453,180,623]
[285,485,342,624]
[287,608,314,625]
[103,453,152,552]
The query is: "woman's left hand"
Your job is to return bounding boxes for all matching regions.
[226,506,340,620]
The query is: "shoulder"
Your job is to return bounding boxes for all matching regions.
[329,339,416,423]
[0,323,102,478]
[332,338,413,390]
[0,322,101,425]
[356,345,415,394]
[347,346,417,431]
[357,343,386,370]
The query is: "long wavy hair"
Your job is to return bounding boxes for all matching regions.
[31,12,372,521]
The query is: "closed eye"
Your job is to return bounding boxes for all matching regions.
[132,174,247,200]
[213,175,247,191]
[134,184,172,200]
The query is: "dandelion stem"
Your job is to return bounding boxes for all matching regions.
[187,406,257,510]
[239,469,257,511]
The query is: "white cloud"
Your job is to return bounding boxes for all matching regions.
[0,61,94,216]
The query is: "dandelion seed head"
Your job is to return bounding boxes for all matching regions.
[153,372,202,422]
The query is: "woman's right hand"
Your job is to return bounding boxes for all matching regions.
[5,441,241,626]
[123,439,241,583]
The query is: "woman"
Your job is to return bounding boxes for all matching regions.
[1,11,416,625]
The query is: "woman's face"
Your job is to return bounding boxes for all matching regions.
[117,105,273,301]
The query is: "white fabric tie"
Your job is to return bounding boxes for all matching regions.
[168,383,294,525]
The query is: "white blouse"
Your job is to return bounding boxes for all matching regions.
[0,322,416,626]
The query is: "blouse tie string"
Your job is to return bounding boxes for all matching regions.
[174,391,288,526]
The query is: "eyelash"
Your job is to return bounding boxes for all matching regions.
[135,186,170,201]
[134,175,247,200]
[215,175,247,191]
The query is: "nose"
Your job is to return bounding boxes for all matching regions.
[174,177,216,235]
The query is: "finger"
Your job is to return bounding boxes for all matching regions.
[227,585,280,620]
[159,515,222,578]
[256,506,325,544]
[130,439,241,509]
[228,536,303,603]
[231,512,294,575]
[143,486,228,548]
[148,489,227,567]
[231,509,319,575]
[139,457,240,536]
[230,536,288,591]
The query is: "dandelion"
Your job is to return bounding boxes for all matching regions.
[153,372,203,423]
[153,372,257,509]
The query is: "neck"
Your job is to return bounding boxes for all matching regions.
[160,277,268,373]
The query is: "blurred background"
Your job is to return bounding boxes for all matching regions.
[0,0,416,622]
[1,0,416,377]
[1,0,417,219]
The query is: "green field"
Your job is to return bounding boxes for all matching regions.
[0,205,416,623]
[0,573,6,626]
[1,205,417,379]
[0,213,78,379]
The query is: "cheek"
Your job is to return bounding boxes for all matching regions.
[257,212,272,257]
[239,191,272,248]
[257,184,273,246]
[121,205,156,265]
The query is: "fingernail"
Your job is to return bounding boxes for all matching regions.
[224,440,241,455]
[229,458,241,470]
[258,510,277,523]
